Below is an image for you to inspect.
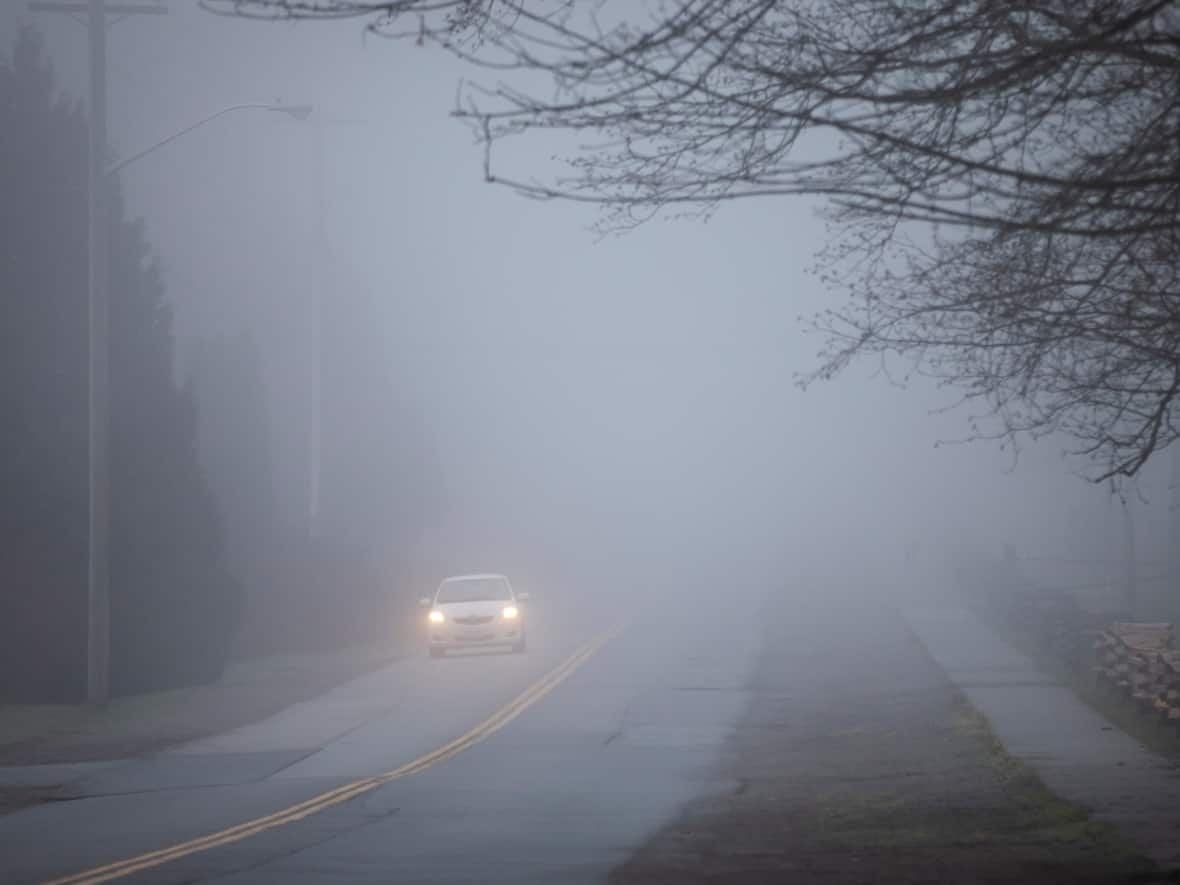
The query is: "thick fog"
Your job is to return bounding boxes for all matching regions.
[7,9,1180,883]
[6,2,1174,618]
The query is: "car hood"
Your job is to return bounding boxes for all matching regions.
[436,601,508,618]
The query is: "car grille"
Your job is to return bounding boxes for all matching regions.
[453,614,495,626]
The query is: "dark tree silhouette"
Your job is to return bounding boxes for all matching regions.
[318,274,435,553]
[188,331,278,580]
[0,29,239,701]
[207,0,1180,479]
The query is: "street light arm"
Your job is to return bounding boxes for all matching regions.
[105,103,309,177]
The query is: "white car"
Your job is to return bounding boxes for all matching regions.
[421,573,528,657]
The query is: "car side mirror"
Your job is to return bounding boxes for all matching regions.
[516,592,530,603]
[418,597,432,608]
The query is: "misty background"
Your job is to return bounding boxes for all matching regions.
[3,3,1172,700]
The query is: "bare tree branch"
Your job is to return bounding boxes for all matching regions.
[207,0,1180,479]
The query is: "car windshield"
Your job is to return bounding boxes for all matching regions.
[436,577,512,604]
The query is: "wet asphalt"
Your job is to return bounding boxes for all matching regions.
[0,598,759,884]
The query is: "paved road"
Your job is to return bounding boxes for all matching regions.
[0,599,759,884]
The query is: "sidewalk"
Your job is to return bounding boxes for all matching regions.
[904,605,1180,868]
[612,586,1163,883]
[0,642,400,815]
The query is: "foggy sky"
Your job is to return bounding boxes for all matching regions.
[4,3,1168,599]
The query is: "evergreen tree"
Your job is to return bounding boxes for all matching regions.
[187,331,277,578]
[0,27,89,701]
[0,28,240,700]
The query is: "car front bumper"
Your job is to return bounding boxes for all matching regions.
[430,623,523,649]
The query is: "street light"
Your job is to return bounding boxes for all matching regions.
[84,100,311,704]
[305,114,368,537]
[114,101,330,538]
[106,103,313,176]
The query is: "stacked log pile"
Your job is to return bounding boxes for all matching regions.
[1093,622,1180,724]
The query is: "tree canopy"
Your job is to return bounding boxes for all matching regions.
[206,1,1180,479]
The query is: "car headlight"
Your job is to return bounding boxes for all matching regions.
[501,605,519,620]
[428,610,445,624]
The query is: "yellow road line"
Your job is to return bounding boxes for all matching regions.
[45,622,627,885]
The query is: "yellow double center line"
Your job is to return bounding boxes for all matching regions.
[46,622,628,885]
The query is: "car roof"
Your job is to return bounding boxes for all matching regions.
[440,573,508,583]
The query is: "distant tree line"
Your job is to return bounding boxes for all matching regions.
[186,284,443,660]
[209,0,1180,481]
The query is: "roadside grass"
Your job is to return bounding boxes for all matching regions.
[950,700,1140,853]
[0,641,399,761]
[0,705,91,751]
[805,697,1150,871]
[0,682,221,747]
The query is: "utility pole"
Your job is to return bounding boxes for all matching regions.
[1123,493,1138,618]
[86,0,110,707]
[1171,444,1180,597]
[1104,478,1120,609]
[305,115,366,537]
[29,0,166,704]
[309,120,326,536]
